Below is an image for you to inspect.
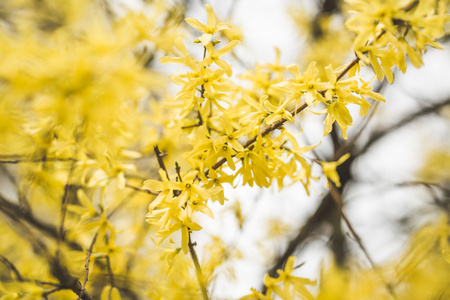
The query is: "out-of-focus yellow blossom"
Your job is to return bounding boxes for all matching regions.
[321,153,351,187]
[345,0,448,82]
[242,256,315,300]
[100,285,122,300]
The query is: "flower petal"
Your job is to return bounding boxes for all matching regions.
[185,18,208,33]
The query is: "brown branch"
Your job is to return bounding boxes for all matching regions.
[0,254,24,281]
[329,184,377,269]
[57,163,76,258]
[402,0,419,12]
[358,97,450,156]
[329,183,396,298]
[50,256,93,300]
[336,57,360,81]
[125,183,159,195]
[105,255,115,288]
[261,193,338,294]
[0,201,92,299]
[0,194,83,251]
[0,157,77,164]
[78,232,98,300]
[189,232,209,300]
[154,144,208,298]
[154,145,170,180]
[209,103,309,172]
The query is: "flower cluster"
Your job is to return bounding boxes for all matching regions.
[345,0,448,83]
[145,2,447,260]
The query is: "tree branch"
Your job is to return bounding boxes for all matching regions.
[0,254,24,281]
[0,194,83,251]
[78,232,98,300]
[358,97,450,156]
[189,232,209,300]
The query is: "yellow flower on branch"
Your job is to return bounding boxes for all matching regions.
[203,40,241,77]
[273,62,332,107]
[143,169,215,254]
[159,38,197,71]
[263,256,315,300]
[185,4,231,46]
[320,153,351,188]
[264,97,295,125]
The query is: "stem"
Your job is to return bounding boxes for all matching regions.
[336,57,360,81]
[209,102,309,172]
[402,0,419,12]
[78,232,98,300]
[0,157,77,164]
[57,163,76,258]
[105,255,115,288]
[189,232,209,300]
[154,145,170,180]
[329,183,396,298]
[0,254,24,281]
[125,183,159,195]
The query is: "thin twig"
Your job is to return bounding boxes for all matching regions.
[78,232,99,300]
[336,57,360,81]
[0,194,83,251]
[209,103,309,173]
[329,183,396,298]
[189,232,209,300]
[333,81,385,159]
[105,255,115,288]
[175,162,183,182]
[57,163,76,258]
[359,97,450,155]
[154,145,170,180]
[329,184,377,269]
[42,287,64,298]
[154,145,207,298]
[0,254,24,281]
[402,0,419,12]
[125,183,158,195]
[0,157,77,164]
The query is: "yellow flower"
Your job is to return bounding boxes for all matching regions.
[321,153,351,187]
[159,38,197,71]
[273,62,332,107]
[203,40,241,77]
[185,4,231,46]
[264,97,294,125]
[263,256,315,300]
[236,136,272,188]
[143,169,215,254]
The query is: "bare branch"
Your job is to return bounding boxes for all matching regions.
[78,232,99,300]
[154,145,170,180]
[0,254,24,281]
[189,232,209,300]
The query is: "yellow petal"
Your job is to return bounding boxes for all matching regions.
[181,225,189,254]
[205,4,216,29]
[185,18,208,32]
[200,33,213,46]
[215,40,240,57]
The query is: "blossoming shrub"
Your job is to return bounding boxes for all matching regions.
[0,0,448,299]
